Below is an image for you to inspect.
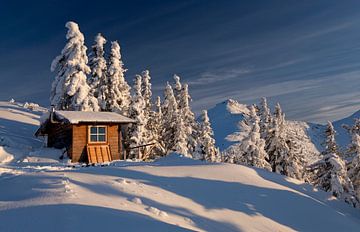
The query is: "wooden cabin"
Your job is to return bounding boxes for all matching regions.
[35,110,136,163]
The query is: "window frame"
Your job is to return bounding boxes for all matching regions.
[88,125,107,144]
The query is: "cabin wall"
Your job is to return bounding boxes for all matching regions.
[47,123,72,151]
[71,124,88,163]
[108,124,121,160]
[71,123,122,163]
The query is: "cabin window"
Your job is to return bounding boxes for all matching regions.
[88,126,107,143]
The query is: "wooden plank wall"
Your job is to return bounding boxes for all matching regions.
[71,124,87,162]
[47,123,72,150]
[71,123,121,163]
[108,124,121,160]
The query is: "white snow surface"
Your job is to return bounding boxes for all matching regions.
[1,100,360,231]
[53,110,136,124]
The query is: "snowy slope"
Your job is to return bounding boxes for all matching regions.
[333,110,360,150]
[207,99,247,150]
[0,101,46,163]
[1,101,360,231]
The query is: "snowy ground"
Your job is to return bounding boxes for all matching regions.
[1,101,360,231]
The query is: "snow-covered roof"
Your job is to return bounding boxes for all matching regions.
[53,111,136,124]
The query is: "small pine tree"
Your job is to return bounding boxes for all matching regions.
[141,70,152,117]
[309,122,358,207]
[50,21,98,111]
[174,109,191,157]
[178,83,199,156]
[347,133,360,203]
[147,96,166,156]
[267,103,290,173]
[127,75,147,159]
[198,110,220,162]
[162,83,179,153]
[238,106,271,171]
[259,97,271,140]
[173,74,182,103]
[88,33,107,99]
[104,41,131,115]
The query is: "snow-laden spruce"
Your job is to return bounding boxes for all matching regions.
[197,110,220,162]
[259,97,271,140]
[127,75,147,159]
[50,21,99,111]
[265,103,306,179]
[102,41,131,115]
[309,122,358,207]
[173,74,182,103]
[141,70,157,144]
[147,96,166,156]
[88,33,107,99]
[141,70,152,118]
[239,106,271,170]
[161,83,180,154]
[178,83,200,157]
[266,103,290,172]
[347,133,360,201]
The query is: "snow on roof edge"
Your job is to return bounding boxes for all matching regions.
[53,110,136,124]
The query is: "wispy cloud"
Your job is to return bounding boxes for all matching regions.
[188,68,251,86]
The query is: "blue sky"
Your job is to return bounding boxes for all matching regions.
[1,0,360,123]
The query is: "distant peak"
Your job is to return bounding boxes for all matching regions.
[226,98,249,115]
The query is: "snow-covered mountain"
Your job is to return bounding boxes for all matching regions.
[1,100,360,231]
[207,98,360,157]
[333,110,360,150]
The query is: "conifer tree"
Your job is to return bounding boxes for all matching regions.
[127,75,146,159]
[179,83,199,156]
[104,41,131,115]
[267,103,290,173]
[198,110,220,162]
[173,74,182,103]
[347,133,360,202]
[174,109,191,157]
[141,70,152,117]
[259,97,271,140]
[50,21,99,111]
[238,106,271,170]
[88,33,107,99]
[162,83,179,153]
[309,122,358,207]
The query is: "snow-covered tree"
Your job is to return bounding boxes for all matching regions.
[237,106,271,170]
[259,97,271,140]
[141,70,152,117]
[174,109,190,157]
[140,70,157,145]
[173,74,182,103]
[50,21,99,111]
[88,33,107,99]
[103,41,131,115]
[267,104,307,179]
[347,133,360,202]
[309,122,358,207]
[147,96,166,156]
[127,75,146,159]
[162,83,179,153]
[266,103,289,172]
[178,83,199,156]
[197,110,220,162]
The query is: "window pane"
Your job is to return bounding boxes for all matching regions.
[98,135,106,142]
[98,127,106,134]
[90,127,97,134]
[90,135,97,141]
